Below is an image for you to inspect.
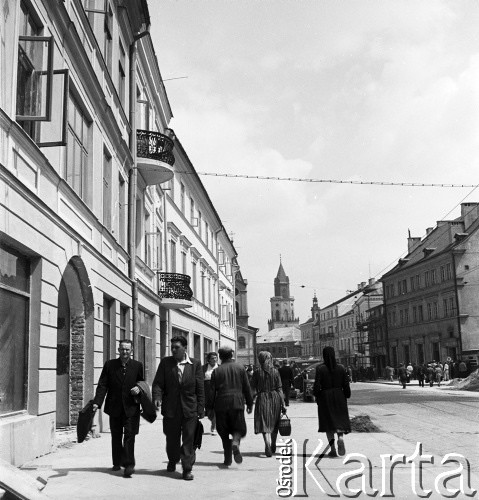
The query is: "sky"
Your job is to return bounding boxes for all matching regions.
[150,1,479,333]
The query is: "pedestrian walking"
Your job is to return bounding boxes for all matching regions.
[397,363,408,389]
[443,361,450,382]
[313,347,351,457]
[210,346,254,466]
[435,363,443,387]
[278,359,294,407]
[347,366,353,383]
[385,365,394,382]
[92,339,144,478]
[251,351,285,457]
[427,364,435,387]
[202,352,219,435]
[417,364,425,387]
[152,336,205,481]
[406,363,413,383]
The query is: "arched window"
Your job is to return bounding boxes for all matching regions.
[275,310,280,321]
[238,336,246,349]
[284,310,288,321]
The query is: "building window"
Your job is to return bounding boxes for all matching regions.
[118,175,126,247]
[440,266,445,282]
[103,3,113,74]
[238,336,246,349]
[433,302,438,319]
[138,309,153,380]
[449,297,455,317]
[425,271,430,287]
[119,305,129,340]
[156,228,162,271]
[103,296,114,363]
[418,305,423,322]
[205,222,209,248]
[170,240,176,273]
[427,303,432,320]
[180,183,185,214]
[431,269,437,285]
[410,277,415,291]
[198,210,202,238]
[144,211,151,266]
[412,306,417,323]
[404,309,409,324]
[102,149,112,231]
[415,275,420,289]
[446,263,452,280]
[0,246,30,414]
[191,261,197,296]
[66,93,91,204]
[190,197,195,224]
[118,40,126,108]
[182,252,187,275]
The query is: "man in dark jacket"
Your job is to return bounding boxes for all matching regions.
[93,339,144,478]
[152,336,205,481]
[278,359,294,406]
[211,346,253,466]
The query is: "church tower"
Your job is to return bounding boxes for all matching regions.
[268,259,300,331]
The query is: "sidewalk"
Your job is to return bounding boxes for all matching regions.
[21,400,478,499]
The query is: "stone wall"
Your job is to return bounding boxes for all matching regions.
[70,314,85,425]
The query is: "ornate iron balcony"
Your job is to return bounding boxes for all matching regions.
[137,130,175,166]
[158,272,193,302]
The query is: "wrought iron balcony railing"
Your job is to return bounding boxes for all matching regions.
[137,130,175,166]
[158,272,193,301]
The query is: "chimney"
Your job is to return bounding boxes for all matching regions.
[426,227,434,235]
[368,278,376,286]
[461,203,479,230]
[408,236,421,253]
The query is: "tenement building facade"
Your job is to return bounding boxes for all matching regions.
[0,0,244,465]
[381,203,479,369]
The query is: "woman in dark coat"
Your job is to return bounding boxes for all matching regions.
[313,346,351,457]
[251,351,285,457]
[203,352,219,435]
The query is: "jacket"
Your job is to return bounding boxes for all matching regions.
[152,356,205,419]
[135,380,157,423]
[211,359,253,412]
[93,358,144,417]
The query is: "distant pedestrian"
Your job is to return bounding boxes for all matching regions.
[203,352,219,435]
[347,366,353,383]
[92,339,144,478]
[435,363,443,387]
[417,365,425,387]
[251,351,285,457]
[210,347,253,465]
[406,363,413,383]
[459,360,468,379]
[398,363,408,389]
[278,359,294,407]
[443,361,450,382]
[385,365,394,382]
[313,347,351,457]
[427,364,435,387]
[152,336,205,481]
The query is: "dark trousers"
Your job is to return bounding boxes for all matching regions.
[109,412,140,467]
[282,383,291,406]
[163,406,197,472]
[418,378,424,387]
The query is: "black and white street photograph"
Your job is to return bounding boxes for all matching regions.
[1,1,479,498]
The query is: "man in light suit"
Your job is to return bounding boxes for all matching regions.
[93,339,144,478]
[152,336,205,480]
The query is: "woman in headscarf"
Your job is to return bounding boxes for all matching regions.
[313,346,351,457]
[251,351,285,457]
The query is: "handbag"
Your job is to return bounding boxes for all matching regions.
[278,412,291,437]
[194,419,204,450]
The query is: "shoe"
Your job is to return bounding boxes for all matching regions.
[328,449,338,458]
[111,465,121,471]
[223,458,232,466]
[232,443,243,464]
[337,438,345,456]
[182,471,194,481]
[166,461,176,472]
[123,465,135,478]
[265,445,272,457]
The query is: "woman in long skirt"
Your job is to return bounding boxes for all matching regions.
[251,351,285,457]
[313,346,351,457]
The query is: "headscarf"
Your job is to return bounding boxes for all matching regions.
[322,346,337,372]
[258,351,274,372]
